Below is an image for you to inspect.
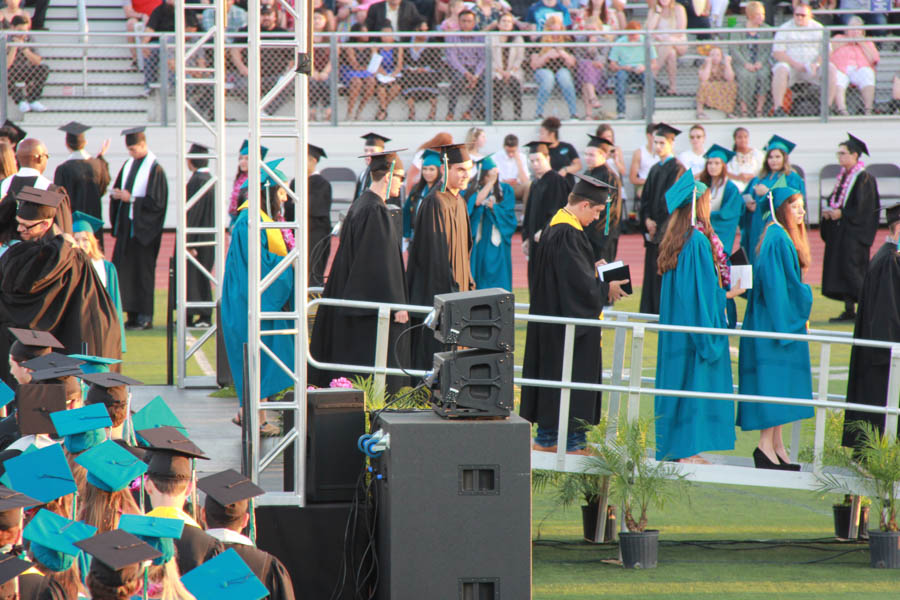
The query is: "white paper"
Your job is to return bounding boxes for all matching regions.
[366,53,383,74]
[375,73,396,84]
[730,264,753,290]
[597,260,625,281]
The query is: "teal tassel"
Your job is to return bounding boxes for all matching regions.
[143,566,149,600]
[604,199,610,235]
[249,497,257,545]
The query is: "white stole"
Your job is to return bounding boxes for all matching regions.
[121,150,157,222]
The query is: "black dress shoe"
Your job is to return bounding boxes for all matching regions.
[829,310,856,323]
[752,447,781,470]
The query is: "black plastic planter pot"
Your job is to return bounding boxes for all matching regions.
[581,503,617,543]
[619,530,659,569]
[868,530,900,568]
[833,504,870,540]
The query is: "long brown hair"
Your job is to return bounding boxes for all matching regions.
[34,560,84,599]
[0,142,15,179]
[658,189,714,274]
[758,194,810,271]
[759,148,794,178]
[698,159,729,189]
[79,484,141,533]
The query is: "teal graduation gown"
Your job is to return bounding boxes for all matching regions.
[737,224,814,430]
[467,182,517,291]
[221,208,296,406]
[102,260,127,353]
[655,229,736,461]
[740,171,804,263]
[710,180,743,255]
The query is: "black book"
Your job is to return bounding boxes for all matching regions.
[597,261,633,295]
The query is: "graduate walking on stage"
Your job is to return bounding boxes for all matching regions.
[309,150,410,393]
[520,174,629,454]
[583,134,623,263]
[467,154,517,291]
[403,149,442,241]
[353,132,389,202]
[53,122,110,232]
[521,141,571,289]
[737,184,813,470]
[700,144,743,256]
[185,142,216,328]
[654,171,743,463]
[639,123,684,315]
[841,202,900,450]
[820,133,880,322]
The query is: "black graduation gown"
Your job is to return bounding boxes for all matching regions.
[175,525,224,577]
[841,241,900,449]
[521,170,571,289]
[186,169,215,322]
[53,157,105,221]
[0,233,122,361]
[17,572,66,600]
[110,156,169,317]
[226,542,296,600]
[308,190,409,391]
[520,213,608,431]
[585,164,623,263]
[1,174,73,236]
[406,189,474,370]
[638,157,684,314]
[821,171,880,303]
[308,173,332,287]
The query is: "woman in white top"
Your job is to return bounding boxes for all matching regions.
[726,126,764,186]
[677,124,707,177]
[629,122,659,208]
[465,126,487,178]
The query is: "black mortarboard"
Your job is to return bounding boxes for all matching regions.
[843,133,868,157]
[0,120,26,145]
[75,530,162,570]
[308,144,327,162]
[28,368,84,384]
[878,202,900,227]
[8,328,63,363]
[138,426,208,460]
[363,150,406,175]
[0,485,40,530]
[22,352,84,373]
[431,143,471,165]
[16,383,67,435]
[83,372,142,410]
[0,554,31,586]
[198,469,264,508]
[523,141,550,155]
[58,121,90,136]
[188,142,209,155]
[361,132,390,147]
[121,126,146,146]
[80,372,142,389]
[654,122,681,138]
[571,173,613,204]
[15,187,64,221]
[586,134,614,150]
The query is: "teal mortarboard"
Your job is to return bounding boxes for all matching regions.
[67,353,122,374]
[50,403,112,454]
[704,144,736,164]
[238,139,269,160]
[0,381,12,410]
[75,529,162,570]
[132,396,186,444]
[181,548,269,600]
[240,158,286,190]
[476,154,497,172]
[422,149,442,168]
[76,440,147,492]
[71,211,104,235]
[23,509,97,572]
[665,170,708,215]
[771,185,800,212]
[4,443,76,503]
[119,514,185,566]
[765,134,796,155]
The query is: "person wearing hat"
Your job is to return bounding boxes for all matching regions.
[521,174,629,454]
[110,126,169,331]
[288,144,332,287]
[407,143,476,370]
[228,140,269,225]
[6,329,63,387]
[654,170,742,464]
[583,133,623,264]
[22,509,95,598]
[52,122,110,238]
[309,150,411,392]
[118,514,195,599]
[75,440,144,532]
[821,133,881,322]
[737,183,813,470]
[199,469,295,600]
[467,154,516,291]
[521,140,571,290]
[77,530,165,600]
[185,142,215,328]
[739,134,804,264]
[698,144,743,256]
[81,371,142,444]
[0,120,26,151]
[353,133,390,201]
[841,202,900,450]
[638,123,686,315]
[403,148,443,241]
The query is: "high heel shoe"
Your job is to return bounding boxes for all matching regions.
[752,447,781,470]
[776,456,802,471]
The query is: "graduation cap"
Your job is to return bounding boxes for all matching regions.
[878,202,900,227]
[15,186,64,221]
[132,396,186,442]
[0,119,26,145]
[22,352,84,373]
[198,469,265,523]
[0,554,32,588]
[0,485,40,530]
[240,158,287,190]
[430,143,471,166]
[586,134,614,150]
[76,439,148,492]
[50,403,112,454]
[704,143,736,164]
[59,121,90,149]
[67,353,121,374]
[118,514,185,566]
[188,142,209,156]
[476,154,497,172]
[842,133,868,157]
[141,427,208,481]
[16,383,66,435]
[4,443,76,503]
[665,170,708,226]
[238,140,269,160]
[523,141,549,156]
[75,529,162,570]
[765,134,796,155]
[361,132,390,148]
[181,548,270,600]
[0,381,14,411]
[121,126,146,146]
[308,144,327,162]
[23,509,97,573]
[572,172,614,205]
[82,371,141,410]
[8,328,63,363]
[422,149,442,168]
[363,150,406,176]
[28,367,84,383]
[653,122,681,139]
[71,210,104,235]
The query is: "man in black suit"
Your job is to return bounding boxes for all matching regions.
[365,0,423,32]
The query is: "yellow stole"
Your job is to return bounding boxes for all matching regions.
[237,202,288,257]
[548,208,583,231]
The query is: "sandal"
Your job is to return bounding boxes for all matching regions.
[260,422,281,437]
[232,414,242,426]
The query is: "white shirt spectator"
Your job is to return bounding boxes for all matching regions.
[772,17,826,66]
[678,150,706,177]
[727,148,764,185]
[494,148,529,182]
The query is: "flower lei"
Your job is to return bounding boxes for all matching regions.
[828,160,864,210]
[695,221,731,288]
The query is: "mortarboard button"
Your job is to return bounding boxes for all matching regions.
[23,508,97,572]
[132,397,186,443]
[76,440,148,492]
[197,469,265,508]
[181,548,270,600]
[58,121,91,136]
[75,529,162,570]
[16,383,67,435]
[4,444,76,503]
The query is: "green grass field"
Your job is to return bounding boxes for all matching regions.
[130,285,897,598]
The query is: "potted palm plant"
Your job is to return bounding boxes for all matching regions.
[532,468,617,543]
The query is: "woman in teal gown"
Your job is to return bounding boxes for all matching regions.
[700,144,743,255]
[737,186,813,470]
[655,171,743,462]
[740,135,805,264]
[402,149,442,240]
[467,155,517,291]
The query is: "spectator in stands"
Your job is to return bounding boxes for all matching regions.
[696,46,736,119]
[838,0,888,33]
[472,0,501,29]
[492,12,525,121]
[646,0,688,96]
[494,133,530,201]
[629,122,659,213]
[828,16,879,115]
[770,2,828,117]
[608,21,657,120]
[402,19,441,121]
[439,0,466,31]
[0,0,28,28]
[366,0,424,31]
[595,124,627,197]
[539,116,581,180]
[678,124,707,176]
[201,0,247,32]
[730,1,771,118]
[310,10,332,121]
[340,24,376,120]
[373,25,404,120]
[6,15,48,113]
[141,0,175,97]
[22,0,48,30]
[530,14,577,119]
[573,0,615,120]
[465,127,488,162]
[524,0,571,29]
[727,126,764,186]
[677,0,711,38]
[123,0,161,65]
[445,10,486,121]
[313,0,338,31]
[574,0,625,29]
[2,0,45,31]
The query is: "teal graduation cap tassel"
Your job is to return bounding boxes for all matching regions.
[604,198,611,235]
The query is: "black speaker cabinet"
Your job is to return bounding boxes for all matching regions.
[306,388,365,503]
[432,289,515,351]
[431,349,514,418]
[374,411,531,600]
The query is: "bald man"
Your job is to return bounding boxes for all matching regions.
[0,140,72,234]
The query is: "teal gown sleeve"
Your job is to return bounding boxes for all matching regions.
[468,183,517,291]
[104,260,127,353]
[710,181,743,255]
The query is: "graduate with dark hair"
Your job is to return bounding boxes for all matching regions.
[638,123,685,314]
[520,174,629,453]
[353,132,389,201]
[583,133,623,263]
[305,144,333,286]
[185,142,216,328]
[841,202,900,450]
[521,140,571,289]
[467,154,516,291]
[53,122,110,228]
[403,149,442,241]
[699,144,743,255]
